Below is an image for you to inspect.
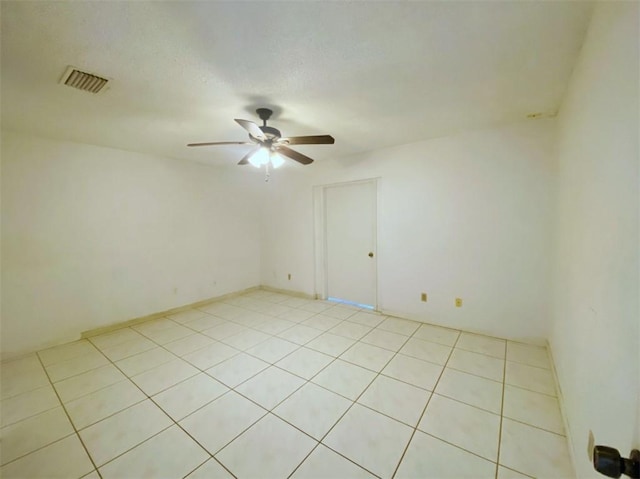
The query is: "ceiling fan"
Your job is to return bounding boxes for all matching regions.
[187,108,335,168]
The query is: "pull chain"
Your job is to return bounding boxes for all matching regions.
[264,162,270,182]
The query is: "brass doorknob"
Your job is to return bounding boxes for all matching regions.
[368,252,374,258]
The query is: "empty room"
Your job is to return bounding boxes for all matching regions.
[1,1,638,479]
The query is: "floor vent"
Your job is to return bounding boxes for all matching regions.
[60,66,109,94]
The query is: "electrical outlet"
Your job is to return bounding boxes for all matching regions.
[421,292,427,302]
[288,273,291,280]
[455,297,463,307]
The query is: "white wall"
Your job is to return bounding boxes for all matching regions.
[549,2,639,477]
[1,131,263,357]
[262,119,556,342]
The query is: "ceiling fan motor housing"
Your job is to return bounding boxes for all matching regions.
[259,125,281,140]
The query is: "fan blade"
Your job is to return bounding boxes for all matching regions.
[280,135,335,145]
[277,145,314,165]
[235,119,266,141]
[238,147,260,166]
[187,141,252,147]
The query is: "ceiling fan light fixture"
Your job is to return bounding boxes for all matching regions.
[249,147,270,168]
[270,152,285,168]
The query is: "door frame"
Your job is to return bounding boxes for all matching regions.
[313,178,379,310]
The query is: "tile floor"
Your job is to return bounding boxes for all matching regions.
[0,290,574,478]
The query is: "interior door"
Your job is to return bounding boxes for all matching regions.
[324,180,377,308]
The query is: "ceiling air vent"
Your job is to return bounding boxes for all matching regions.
[59,66,109,94]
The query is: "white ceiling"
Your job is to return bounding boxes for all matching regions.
[1,1,593,167]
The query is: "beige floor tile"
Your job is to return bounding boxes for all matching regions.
[167,309,209,323]
[65,380,145,430]
[153,373,228,421]
[89,328,144,350]
[281,297,313,308]
[382,354,443,390]
[79,400,172,466]
[299,301,333,314]
[399,337,452,365]
[329,321,373,340]
[236,366,305,409]
[221,329,270,350]
[183,341,239,369]
[497,465,533,478]
[198,303,242,318]
[54,364,126,403]
[377,317,420,336]
[140,324,194,345]
[131,358,200,395]
[503,384,564,434]
[419,394,500,461]
[506,342,550,369]
[206,352,270,387]
[1,385,60,427]
[435,368,503,414]
[0,407,74,465]
[232,312,270,328]
[0,435,94,479]
[186,458,234,478]
[246,337,299,363]
[99,337,157,362]
[413,323,460,347]
[274,382,351,439]
[99,425,209,479]
[179,391,266,454]
[505,361,556,396]
[38,340,97,366]
[321,306,358,320]
[340,342,395,372]
[183,315,227,332]
[457,332,506,359]
[205,305,246,320]
[254,318,297,335]
[302,314,343,331]
[277,347,334,379]
[306,332,356,357]
[278,308,317,322]
[358,375,431,426]
[395,431,495,479]
[278,324,323,345]
[499,418,573,478]
[291,445,376,478]
[312,360,376,400]
[132,318,176,335]
[216,414,317,479]
[324,404,413,478]
[46,350,110,383]
[202,322,247,340]
[1,356,50,400]
[360,329,408,352]
[448,348,505,382]
[346,311,386,327]
[115,347,176,377]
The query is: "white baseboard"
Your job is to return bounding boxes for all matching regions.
[547,340,578,478]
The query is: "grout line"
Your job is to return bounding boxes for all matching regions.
[287,319,418,478]
[33,353,104,479]
[79,345,239,477]
[495,340,508,479]
[390,330,462,478]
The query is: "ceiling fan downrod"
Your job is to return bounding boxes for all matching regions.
[256,108,273,128]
